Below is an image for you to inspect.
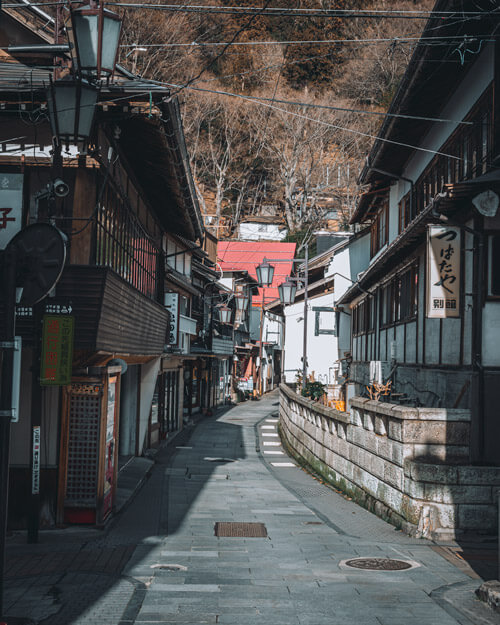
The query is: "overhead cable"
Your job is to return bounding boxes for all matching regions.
[120,34,494,48]
[162,79,465,161]
[6,1,500,19]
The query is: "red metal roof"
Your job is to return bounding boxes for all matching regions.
[217,241,296,306]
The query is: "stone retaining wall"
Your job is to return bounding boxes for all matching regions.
[279,383,500,539]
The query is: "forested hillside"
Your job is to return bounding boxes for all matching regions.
[118,0,434,242]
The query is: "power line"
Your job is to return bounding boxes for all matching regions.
[166,0,275,98]
[65,2,500,20]
[120,34,494,48]
[6,1,500,19]
[151,78,475,126]
[163,79,466,161]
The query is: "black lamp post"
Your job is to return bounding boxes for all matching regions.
[70,1,123,80]
[255,259,275,395]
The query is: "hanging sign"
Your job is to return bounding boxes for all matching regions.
[426,225,461,318]
[32,426,41,495]
[40,315,75,385]
[0,173,23,249]
[164,292,179,345]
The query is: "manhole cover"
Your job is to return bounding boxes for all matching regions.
[214,522,267,538]
[303,521,323,525]
[344,558,413,571]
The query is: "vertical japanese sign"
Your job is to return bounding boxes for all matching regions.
[426,225,461,318]
[0,173,23,249]
[164,293,179,345]
[40,315,75,385]
[32,426,41,495]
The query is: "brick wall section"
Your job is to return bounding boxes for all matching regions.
[279,384,500,540]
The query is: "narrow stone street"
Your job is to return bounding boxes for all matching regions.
[4,392,498,624]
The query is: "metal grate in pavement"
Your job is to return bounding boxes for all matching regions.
[344,557,413,571]
[283,483,331,498]
[214,522,268,538]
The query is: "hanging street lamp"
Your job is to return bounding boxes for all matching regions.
[256,258,275,286]
[235,291,249,312]
[47,76,98,144]
[69,1,123,80]
[278,277,297,306]
[218,305,232,325]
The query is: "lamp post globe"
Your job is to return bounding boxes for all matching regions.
[256,259,275,287]
[70,1,123,79]
[278,277,297,306]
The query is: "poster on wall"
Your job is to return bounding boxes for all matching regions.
[426,225,461,318]
[0,173,23,249]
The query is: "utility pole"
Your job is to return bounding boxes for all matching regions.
[258,286,265,396]
[302,247,309,386]
[0,248,17,619]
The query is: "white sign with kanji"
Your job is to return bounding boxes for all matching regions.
[164,292,179,345]
[426,225,461,318]
[0,173,23,249]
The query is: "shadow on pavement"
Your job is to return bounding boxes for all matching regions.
[4,404,249,625]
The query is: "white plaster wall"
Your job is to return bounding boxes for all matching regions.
[283,291,338,384]
[239,223,287,241]
[219,276,233,290]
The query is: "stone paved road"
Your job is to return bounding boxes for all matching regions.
[3,392,498,624]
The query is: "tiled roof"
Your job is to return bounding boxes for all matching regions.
[217,241,296,306]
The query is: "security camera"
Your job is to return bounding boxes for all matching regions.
[52,178,69,198]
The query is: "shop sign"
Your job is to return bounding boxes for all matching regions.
[0,173,23,249]
[164,293,179,345]
[40,315,75,385]
[426,225,461,318]
[237,377,254,392]
[32,426,40,495]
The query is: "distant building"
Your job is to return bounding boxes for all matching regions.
[238,216,288,241]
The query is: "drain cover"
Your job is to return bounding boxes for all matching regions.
[344,558,413,571]
[214,522,267,538]
[203,457,236,463]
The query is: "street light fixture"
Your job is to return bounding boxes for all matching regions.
[70,1,123,80]
[47,77,98,144]
[235,291,249,312]
[218,305,232,325]
[278,277,297,306]
[256,258,275,287]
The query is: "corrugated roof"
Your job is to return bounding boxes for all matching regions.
[0,60,50,89]
[217,241,296,306]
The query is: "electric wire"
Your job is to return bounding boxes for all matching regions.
[119,34,496,48]
[7,1,499,19]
